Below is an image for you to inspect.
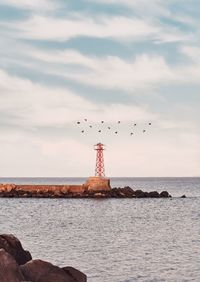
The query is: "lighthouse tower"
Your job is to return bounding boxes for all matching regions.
[84,143,111,191]
[94,143,105,177]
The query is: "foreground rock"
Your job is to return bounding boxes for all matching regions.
[0,184,172,198]
[0,234,86,282]
[21,260,86,282]
[0,249,25,282]
[0,234,32,265]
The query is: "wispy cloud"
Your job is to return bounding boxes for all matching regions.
[0,69,156,128]
[28,47,200,92]
[0,0,60,11]
[0,14,192,43]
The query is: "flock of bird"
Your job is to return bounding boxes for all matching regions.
[76,119,152,136]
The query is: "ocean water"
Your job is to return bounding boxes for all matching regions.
[0,177,199,282]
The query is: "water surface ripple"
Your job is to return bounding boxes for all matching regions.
[0,178,199,282]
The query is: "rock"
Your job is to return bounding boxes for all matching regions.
[181,195,186,198]
[160,191,170,198]
[122,186,135,197]
[0,249,25,282]
[148,191,160,198]
[0,183,172,199]
[94,192,106,198]
[3,184,16,193]
[63,266,87,282]
[21,259,81,282]
[134,190,146,198]
[0,234,32,265]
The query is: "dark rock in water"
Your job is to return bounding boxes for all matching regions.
[148,191,160,198]
[0,234,32,265]
[123,186,135,197]
[21,259,80,282]
[63,266,87,282]
[0,249,25,282]
[134,190,146,198]
[160,191,170,198]
[181,195,186,198]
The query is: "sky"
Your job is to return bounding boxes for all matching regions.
[0,0,199,177]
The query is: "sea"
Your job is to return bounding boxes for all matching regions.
[0,177,199,282]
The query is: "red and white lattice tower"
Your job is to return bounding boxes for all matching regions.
[94,143,105,177]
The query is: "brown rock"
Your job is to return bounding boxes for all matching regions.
[0,249,25,282]
[0,234,32,265]
[21,259,82,282]
[0,184,16,193]
[63,266,87,282]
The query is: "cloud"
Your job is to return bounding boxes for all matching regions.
[29,48,172,91]
[88,0,170,16]
[0,0,60,11]
[181,46,200,62]
[0,69,95,128]
[29,46,200,92]
[0,13,191,44]
[0,69,156,129]
[106,132,200,177]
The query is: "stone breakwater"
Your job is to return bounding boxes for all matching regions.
[0,234,86,282]
[0,184,172,198]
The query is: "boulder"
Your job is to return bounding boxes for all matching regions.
[4,184,16,193]
[148,191,160,198]
[0,249,25,282]
[134,190,146,198]
[63,266,87,282]
[0,234,32,265]
[122,186,135,197]
[160,191,170,198]
[21,259,82,282]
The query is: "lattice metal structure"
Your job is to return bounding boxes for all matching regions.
[94,143,105,177]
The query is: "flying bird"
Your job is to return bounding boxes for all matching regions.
[149,123,152,125]
[108,127,111,130]
[89,125,92,128]
[101,121,104,124]
[81,130,84,133]
[134,123,137,126]
[98,130,101,133]
[143,130,146,133]
[77,121,80,124]
[115,131,118,134]
[118,121,121,124]
[130,133,134,136]
[84,119,87,122]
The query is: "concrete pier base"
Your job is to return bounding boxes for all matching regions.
[84,177,111,191]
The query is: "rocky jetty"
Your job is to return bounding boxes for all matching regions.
[0,234,86,282]
[0,184,171,198]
